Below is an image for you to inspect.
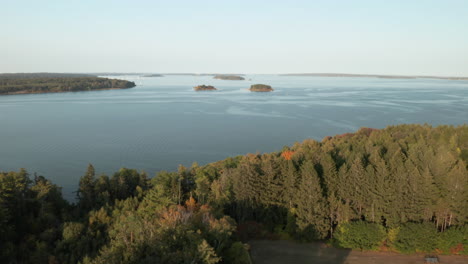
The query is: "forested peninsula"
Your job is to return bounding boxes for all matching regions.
[0,73,136,95]
[0,124,467,263]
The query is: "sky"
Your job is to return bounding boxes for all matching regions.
[2,0,468,75]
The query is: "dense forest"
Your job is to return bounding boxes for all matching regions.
[0,73,136,95]
[0,124,467,263]
[0,73,96,79]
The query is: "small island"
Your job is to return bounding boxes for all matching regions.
[249,84,273,92]
[142,74,164,77]
[194,85,217,91]
[0,73,136,95]
[213,74,245,80]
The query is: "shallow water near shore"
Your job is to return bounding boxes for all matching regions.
[0,75,467,200]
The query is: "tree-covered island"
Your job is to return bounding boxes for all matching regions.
[194,85,217,91]
[142,74,164,77]
[249,84,273,92]
[213,75,245,80]
[0,73,136,95]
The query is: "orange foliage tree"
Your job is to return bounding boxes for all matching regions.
[281,150,295,161]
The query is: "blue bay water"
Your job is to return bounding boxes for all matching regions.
[0,75,467,200]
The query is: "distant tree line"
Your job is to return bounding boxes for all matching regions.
[142,74,164,77]
[213,75,245,80]
[0,75,136,95]
[0,124,467,263]
[0,73,96,79]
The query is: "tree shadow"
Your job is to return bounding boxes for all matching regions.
[225,202,352,264]
[248,240,352,264]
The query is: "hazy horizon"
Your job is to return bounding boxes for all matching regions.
[3,0,468,75]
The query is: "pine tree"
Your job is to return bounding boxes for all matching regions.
[78,164,96,212]
[259,154,282,206]
[320,154,341,236]
[281,159,298,209]
[294,160,328,239]
[347,157,368,219]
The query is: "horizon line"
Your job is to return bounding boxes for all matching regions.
[1,72,468,80]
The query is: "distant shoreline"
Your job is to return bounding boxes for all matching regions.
[2,72,467,81]
[280,73,468,80]
[97,72,468,80]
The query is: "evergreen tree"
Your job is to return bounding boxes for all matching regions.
[294,160,328,239]
[78,164,96,212]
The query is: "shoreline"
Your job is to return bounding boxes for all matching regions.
[0,87,133,96]
[280,73,468,80]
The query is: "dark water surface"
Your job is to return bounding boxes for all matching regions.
[1,75,467,200]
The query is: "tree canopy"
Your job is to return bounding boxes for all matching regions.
[0,124,467,263]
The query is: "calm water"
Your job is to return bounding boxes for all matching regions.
[1,75,467,200]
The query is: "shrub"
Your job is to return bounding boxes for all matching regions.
[224,242,252,264]
[437,226,468,255]
[393,222,438,253]
[333,221,386,250]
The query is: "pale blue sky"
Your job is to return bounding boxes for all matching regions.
[2,0,468,75]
